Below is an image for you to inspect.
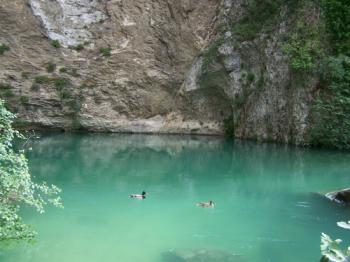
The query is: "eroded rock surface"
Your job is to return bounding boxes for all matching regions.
[0,0,319,143]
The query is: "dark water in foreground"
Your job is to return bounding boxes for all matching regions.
[1,133,350,261]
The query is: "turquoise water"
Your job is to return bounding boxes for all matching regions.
[1,133,350,261]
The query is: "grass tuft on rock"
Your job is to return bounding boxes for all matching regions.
[0,43,10,55]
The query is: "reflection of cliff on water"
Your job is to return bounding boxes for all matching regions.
[26,133,350,197]
[27,133,231,185]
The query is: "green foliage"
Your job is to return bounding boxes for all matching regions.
[71,44,84,51]
[0,90,14,98]
[59,67,79,77]
[46,62,56,73]
[19,96,29,104]
[311,55,350,149]
[282,21,324,71]
[232,0,299,41]
[247,72,255,83]
[54,78,69,91]
[59,67,67,73]
[67,99,82,113]
[60,90,71,100]
[320,0,350,55]
[320,221,350,261]
[21,72,30,79]
[310,0,350,149]
[0,83,12,90]
[34,75,51,84]
[0,84,14,98]
[51,40,60,49]
[100,47,111,57]
[31,84,40,91]
[202,36,225,72]
[0,100,62,241]
[223,117,235,137]
[0,43,10,55]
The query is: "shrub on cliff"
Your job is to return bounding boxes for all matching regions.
[100,47,111,57]
[51,40,60,49]
[0,43,10,55]
[311,55,350,149]
[310,0,350,149]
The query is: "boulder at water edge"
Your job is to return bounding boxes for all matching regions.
[325,188,350,205]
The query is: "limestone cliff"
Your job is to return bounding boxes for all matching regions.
[0,0,322,145]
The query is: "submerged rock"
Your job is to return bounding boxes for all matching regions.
[325,188,350,205]
[162,248,242,262]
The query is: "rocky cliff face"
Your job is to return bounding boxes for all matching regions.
[0,0,319,145]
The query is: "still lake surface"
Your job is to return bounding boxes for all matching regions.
[1,133,350,261]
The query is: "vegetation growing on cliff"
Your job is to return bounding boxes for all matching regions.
[0,84,14,98]
[311,56,350,149]
[50,40,60,48]
[46,62,56,73]
[309,0,350,149]
[0,100,62,241]
[282,20,324,72]
[233,0,299,41]
[100,47,111,57]
[201,0,304,138]
[0,43,10,55]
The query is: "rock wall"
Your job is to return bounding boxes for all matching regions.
[181,0,320,145]
[0,0,319,144]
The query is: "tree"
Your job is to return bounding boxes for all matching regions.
[0,100,62,241]
[320,221,350,262]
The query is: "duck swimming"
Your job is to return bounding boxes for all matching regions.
[130,191,146,199]
[196,200,215,208]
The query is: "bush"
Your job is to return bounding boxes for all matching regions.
[59,67,79,77]
[72,44,84,51]
[0,83,12,90]
[20,96,29,104]
[282,21,324,72]
[60,90,71,100]
[232,0,298,41]
[34,75,51,84]
[310,55,350,149]
[59,67,67,73]
[202,36,225,72]
[0,43,10,55]
[100,47,111,57]
[67,99,82,112]
[247,72,255,83]
[31,84,40,91]
[1,89,14,97]
[54,78,69,90]
[46,62,56,73]
[321,0,350,55]
[21,72,30,79]
[0,83,14,97]
[320,221,350,261]
[310,1,350,149]
[51,40,61,48]
[223,117,235,137]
